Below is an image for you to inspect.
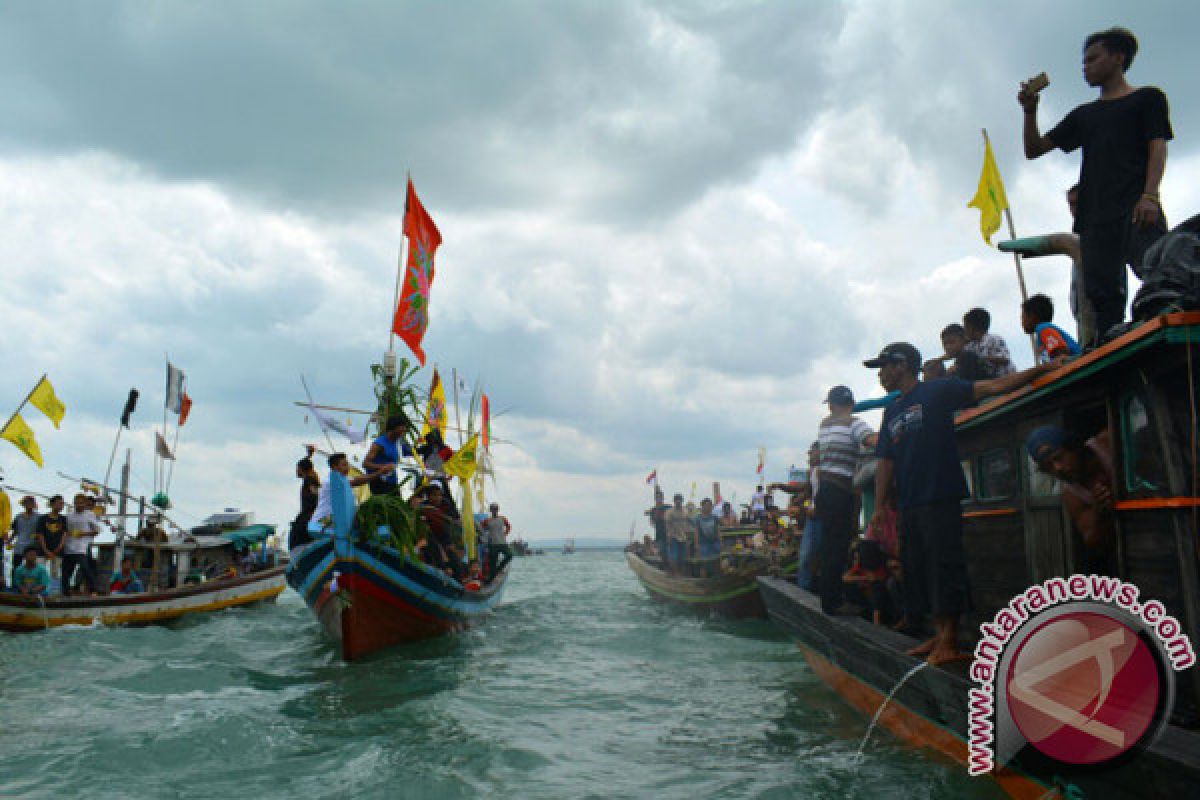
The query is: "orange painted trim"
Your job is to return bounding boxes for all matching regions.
[798,645,1051,800]
[0,584,284,630]
[1115,497,1200,511]
[962,508,1019,519]
[955,312,1200,427]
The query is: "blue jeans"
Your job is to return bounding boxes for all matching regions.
[797,518,822,590]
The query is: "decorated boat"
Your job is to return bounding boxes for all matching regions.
[627,526,796,618]
[759,312,1200,798]
[0,520,286,632]
[286,471,509,661]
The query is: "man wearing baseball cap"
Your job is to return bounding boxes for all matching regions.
[814,385,877,614]
[866,341,1060,665]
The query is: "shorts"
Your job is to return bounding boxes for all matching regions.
[698,538,721,559]
[898,500,967,620]
[668,539,687,566]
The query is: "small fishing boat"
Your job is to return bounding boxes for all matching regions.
[0,521,286,632]
[627,527,796,618]
[286,472,509,661]
[759,312,1200,798]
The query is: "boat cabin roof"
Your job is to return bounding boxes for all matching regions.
[98,524,275,554]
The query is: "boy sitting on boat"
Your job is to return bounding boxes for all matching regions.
[109,556,145,594]
[12,547,50,596]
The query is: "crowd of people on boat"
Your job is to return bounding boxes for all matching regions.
[636,484,802,579]
[288,416,513,589]
[4,490,277,598]
[3,492,152,597]
[632,26,1177,666]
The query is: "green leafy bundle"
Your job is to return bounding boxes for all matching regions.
[354,493,427,554]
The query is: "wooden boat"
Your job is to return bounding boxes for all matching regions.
[0,523,286,632]
[627,527,797,618]
[759,312,1200,798]
[286,473,509,661]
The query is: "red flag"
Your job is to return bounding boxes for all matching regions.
[481,392,491,449]
[645,469,657,485]
[178,393,193,426]
[391,179,443,365]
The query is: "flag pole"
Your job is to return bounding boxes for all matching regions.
[982,128,1038,359]
[1,373,46,439]
[300,374,338,455]
[452,367,464,448]
[101,421,124,492]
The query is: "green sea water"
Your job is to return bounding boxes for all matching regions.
[0,551,1003,799]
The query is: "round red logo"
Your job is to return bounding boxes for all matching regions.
[1005,611,1161,765]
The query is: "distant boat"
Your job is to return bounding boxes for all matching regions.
[1,517,285,632]
[627,525,796,618]
[287,472,509,662]
[561,538,575,555]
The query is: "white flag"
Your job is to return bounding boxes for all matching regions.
[166,363,185,413]
[155,431,175,461]
[305,403,369,444]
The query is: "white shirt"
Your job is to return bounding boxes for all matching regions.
[64,510,99,556]
[751,491,766,511]
[313,482,333,527]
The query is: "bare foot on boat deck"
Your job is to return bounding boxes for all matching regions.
[926,647,970,667]
[906,637,936,657]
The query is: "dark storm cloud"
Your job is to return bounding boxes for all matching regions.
[0,1,845,223]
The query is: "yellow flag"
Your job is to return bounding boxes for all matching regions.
[1,413,44,467]
[420,369,448,439]
[442,434,479,481]
[29,376,66,429]
[460,476,477,560]
[967,138,1010,245]
[0,490,11,536]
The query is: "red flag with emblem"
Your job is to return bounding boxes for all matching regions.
[391,179,443,365]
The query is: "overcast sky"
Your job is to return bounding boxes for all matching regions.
[2,1,1197,538]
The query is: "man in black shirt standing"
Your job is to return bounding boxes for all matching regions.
[1018,27,1172,344]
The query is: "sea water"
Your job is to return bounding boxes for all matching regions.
[0,551,1002,799]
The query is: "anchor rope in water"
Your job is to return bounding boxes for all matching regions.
[855,660,929,760]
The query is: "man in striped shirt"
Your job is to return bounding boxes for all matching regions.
[816,386,878,614]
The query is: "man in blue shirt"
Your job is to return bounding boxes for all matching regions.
[362,415,414,495]
[12,547,50,596]
[866,342,1060,665]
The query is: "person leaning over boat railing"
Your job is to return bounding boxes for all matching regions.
[1026,426,1117,575]
[866,342,1063,667]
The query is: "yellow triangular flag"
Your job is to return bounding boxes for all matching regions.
[0,490,11,535]
[967,138,1010,246]
[442,434,479,481]
[29,376,66,429]
[1,413,44,467]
